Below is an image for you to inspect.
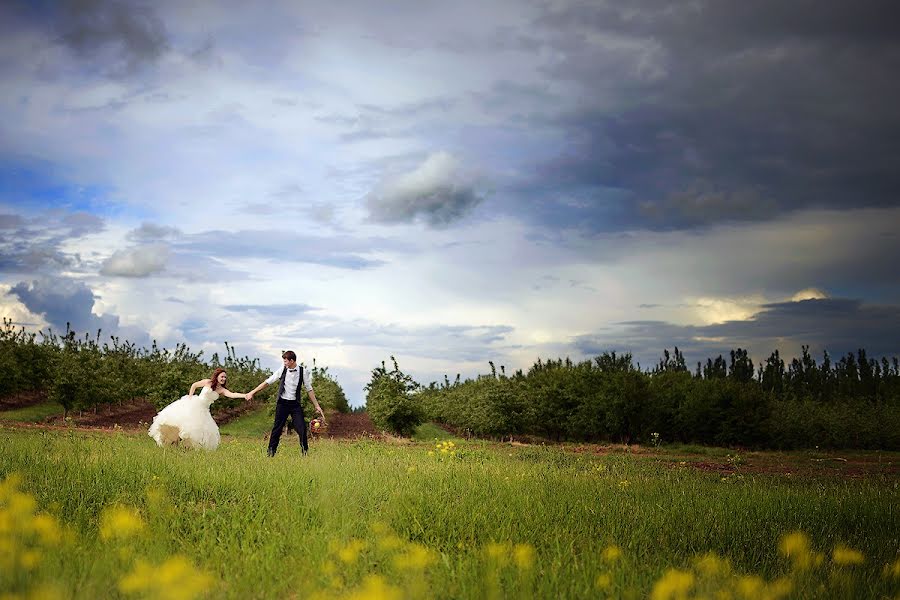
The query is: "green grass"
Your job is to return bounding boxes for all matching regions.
[218,406,273,437]
[0,401,63,423]
[1,427,898,599]
[412,422,456,442]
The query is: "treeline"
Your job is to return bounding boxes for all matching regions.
[0,319,349,418]
[366,348,900,449]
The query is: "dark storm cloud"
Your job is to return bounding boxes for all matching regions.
[511,0,900,232]
[55,0,169,75]
[573,297,900,368]
[0,210,104,273]
[8,277,119,334]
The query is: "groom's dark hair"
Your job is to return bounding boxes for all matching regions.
[282,350,297,361]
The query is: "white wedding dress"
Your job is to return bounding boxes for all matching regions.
[148,385,221,450]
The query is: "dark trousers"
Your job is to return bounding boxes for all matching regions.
[268,399,308,456]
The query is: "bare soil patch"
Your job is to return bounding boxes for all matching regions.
[0,390,48,410]
[0,390,379,439]
[317,412,381,440]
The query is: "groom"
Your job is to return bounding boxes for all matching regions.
[247,350,325,456]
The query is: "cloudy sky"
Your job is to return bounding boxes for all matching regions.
[2,0,899,405]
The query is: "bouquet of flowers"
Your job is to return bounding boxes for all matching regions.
[309,418,326,435]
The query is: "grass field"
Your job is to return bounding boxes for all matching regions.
[1,422,898,599]
[0,401,63,423]
[218,406,273,437]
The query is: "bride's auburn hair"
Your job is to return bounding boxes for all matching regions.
[210,368,227,390]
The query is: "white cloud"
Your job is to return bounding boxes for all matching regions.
[100,244,169,277]
[366,152,484,227]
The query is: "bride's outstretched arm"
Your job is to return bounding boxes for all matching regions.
[218,388,248,400]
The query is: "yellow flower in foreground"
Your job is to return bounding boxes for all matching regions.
[736,575,765,599]
[485,542,510,566]
[651,569,694,600]
[119,555,214,600]
[769,576,793,598]
[693,552,730,577]
[601,545,622,563]
[778,531,821,570]
[100,506,144,541]
[595,573,612,590]
[884,558,900,579]
[778,531,810,558]
[513,543,535,569]
[343,575,402,600]
[393,543,437,570]
[338,539,367,564]
[377,534,403,552]
[832,544,865,566]
[6,490,38,520]
[20,549,42,570]
[0,473,24,500]
[30,514,62,546]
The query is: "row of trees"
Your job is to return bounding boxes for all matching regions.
[0,319,349,419]
[366,348,900,449]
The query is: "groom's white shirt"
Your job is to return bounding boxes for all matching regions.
[265,365,313,401]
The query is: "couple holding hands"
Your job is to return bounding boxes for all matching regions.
[148,350,326,455]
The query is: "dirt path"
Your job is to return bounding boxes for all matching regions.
[0,395,380,439]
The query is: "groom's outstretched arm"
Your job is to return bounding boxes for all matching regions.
[246,368,281,401]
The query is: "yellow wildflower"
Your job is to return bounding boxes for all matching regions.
[618,480,630,490]
[119,555,214,600]
[651,569,694,600]
[832,544,864,566]
[601,545,622,563]
[118,560,154,594]
[884,558,900,579]
[344,575,402,600]
[595,573,612,590]
[694,552,729,577]
[778,531,819,570]
[377,534,403,552]
[30,514,62,546]
[769,576,793,598]
[7,491,38,520]
[393,543,436,570]
[338,539,367,564]
[99,506,145,541]
[736,575,765,599]
[20,549,41,570]
[513,544,535,569]
[485,542,510,566]
[778,531,809,558]
[0,473,24,500]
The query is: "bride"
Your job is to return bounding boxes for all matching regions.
[148,368,248,450]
